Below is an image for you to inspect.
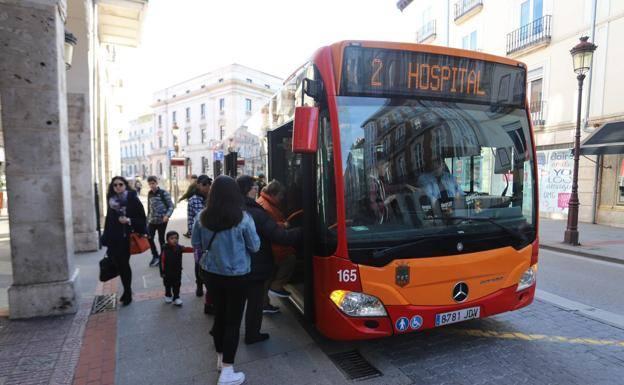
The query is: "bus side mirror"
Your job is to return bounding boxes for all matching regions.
[292,106,319,153]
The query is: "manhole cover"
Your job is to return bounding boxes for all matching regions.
[91,294,117,314]
[328,350,382,381]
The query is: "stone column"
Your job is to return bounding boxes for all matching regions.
[68,93,98,251]
[0,0,79,318]
[66,0,98,252]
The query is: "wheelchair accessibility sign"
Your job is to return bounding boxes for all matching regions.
[410,315,423,330]
[395,317,409,332]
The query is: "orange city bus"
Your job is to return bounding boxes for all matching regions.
[245,41,538,340]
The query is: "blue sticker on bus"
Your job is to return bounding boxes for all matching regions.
[410,315,423,330]
[395,317,409,332]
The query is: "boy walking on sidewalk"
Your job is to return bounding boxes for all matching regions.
[160,231,194,306]
[147,176,174,267]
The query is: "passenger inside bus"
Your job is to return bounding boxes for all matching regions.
[415,128,465,219]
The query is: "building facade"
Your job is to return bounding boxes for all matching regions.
[120,113,153,180]
[149,64,281,188]
[399,0,624,227]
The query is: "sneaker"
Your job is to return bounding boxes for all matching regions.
[195,285,204,297]
[149,257,160,267]
[245,333,269,345]
[262,304,280,314]
[217,366,245,385]
[164,296,173,304]
[183,232,191,238]
[173,298,183,306]
[269,288,291,298]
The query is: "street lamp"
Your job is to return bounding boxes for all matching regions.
[169,123,180,199]
[564,36,597,246]
[64,31,77,70]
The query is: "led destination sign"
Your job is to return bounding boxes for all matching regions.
[340,46,526,106]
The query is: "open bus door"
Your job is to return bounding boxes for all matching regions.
[267,120,316,321]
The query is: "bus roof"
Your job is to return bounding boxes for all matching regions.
[326,40,526,94]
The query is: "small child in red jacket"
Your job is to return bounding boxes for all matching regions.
[160,231,193,306]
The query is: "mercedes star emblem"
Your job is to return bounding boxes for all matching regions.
[452,282,469,302]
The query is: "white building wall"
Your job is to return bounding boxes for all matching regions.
[148,64,281,184]
[401,0,624,225]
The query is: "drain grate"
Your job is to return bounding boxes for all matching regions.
[328,350,382,381]
[91,294,117,314]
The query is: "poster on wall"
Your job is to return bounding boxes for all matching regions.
[536,150,573,215]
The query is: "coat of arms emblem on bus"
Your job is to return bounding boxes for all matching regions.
[395,264,410,287]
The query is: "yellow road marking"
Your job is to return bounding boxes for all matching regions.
[445,328,624,347]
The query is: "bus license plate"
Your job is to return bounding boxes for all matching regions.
[435,307,480,327]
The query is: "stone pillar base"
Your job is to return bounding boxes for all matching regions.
[8,269,79,319]
[74,231,99,252]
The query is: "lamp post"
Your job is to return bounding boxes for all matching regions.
[169,122,180,199]
[564,36,597,245]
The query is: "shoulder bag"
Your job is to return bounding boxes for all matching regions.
[129,232,150,255]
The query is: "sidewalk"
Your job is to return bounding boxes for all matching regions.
[72,201,350,385]
[539,217,624,264]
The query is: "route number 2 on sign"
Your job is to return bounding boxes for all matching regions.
[337,269,357,283]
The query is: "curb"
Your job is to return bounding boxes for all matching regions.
[539,244,624,265]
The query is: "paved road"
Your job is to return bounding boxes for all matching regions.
[537,248,624,315]
[312,249,624,385]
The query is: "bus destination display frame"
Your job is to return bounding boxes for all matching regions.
[340,46,526,107]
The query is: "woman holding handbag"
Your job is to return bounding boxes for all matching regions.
[101,176,147,306]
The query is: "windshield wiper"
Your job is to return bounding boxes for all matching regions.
[440,216,528,243]
[370,217,528,260]
[371,236,436,259]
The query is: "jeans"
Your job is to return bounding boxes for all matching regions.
[163,275,181,299]
[148,222,168,259]
[270,254,296,291]
[201,270,248,364]
[245,280,266,339]
[112,246,132,298]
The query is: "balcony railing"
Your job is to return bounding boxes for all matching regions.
[506,15,552,55]
[454,0,483,21]
[417,20,436,43]
[530,100,547,127]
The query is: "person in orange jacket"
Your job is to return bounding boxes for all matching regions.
[256,180,296,299]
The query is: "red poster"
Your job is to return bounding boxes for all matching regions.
[558,193,571,209]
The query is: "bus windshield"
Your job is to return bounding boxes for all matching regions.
[337,96,536,257]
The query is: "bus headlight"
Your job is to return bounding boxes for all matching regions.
[330,290,387,317]
[516,265,537,292]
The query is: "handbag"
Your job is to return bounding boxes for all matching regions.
[99,256,119,282]
[129,232,150,255]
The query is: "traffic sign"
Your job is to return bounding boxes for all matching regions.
[167,149,176,160]
[214,151,224,161]
[170,157,186,166]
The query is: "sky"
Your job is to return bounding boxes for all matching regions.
[122,0,416,117]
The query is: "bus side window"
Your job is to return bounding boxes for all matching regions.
[316,110,337,256]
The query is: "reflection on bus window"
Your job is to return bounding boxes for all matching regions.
[338,97,535,244]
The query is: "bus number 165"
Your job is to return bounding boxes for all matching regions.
[338,269,357,283]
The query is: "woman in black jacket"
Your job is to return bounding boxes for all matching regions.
[102,176,147,306]
[236,175,302,344]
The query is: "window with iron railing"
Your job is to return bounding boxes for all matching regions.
[454,0,483,21]
[506,15,552,55]
[530,100,546,127]
[416,20,436,43]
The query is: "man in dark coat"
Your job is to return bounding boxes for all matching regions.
[236,175,301,344]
